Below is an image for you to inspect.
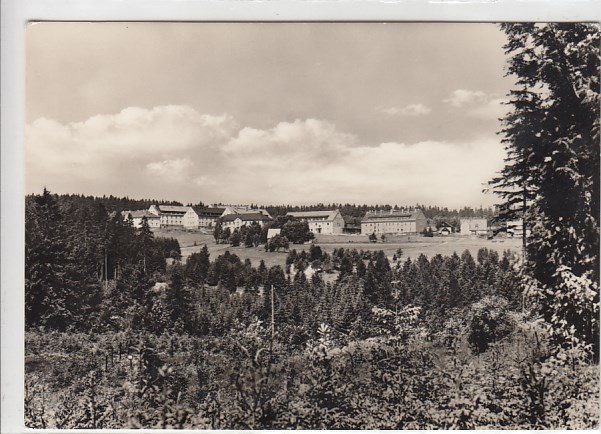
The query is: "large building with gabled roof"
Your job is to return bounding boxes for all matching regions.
[183,206,226,229]
[286,210,345,235]
[148,204,191,227]
[360,208,427,235]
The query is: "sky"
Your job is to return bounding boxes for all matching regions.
[25,22,515,208]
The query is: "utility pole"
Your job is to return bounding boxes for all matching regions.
[270,284,275,341]
[522,186,527,261]
[105,249,108,288]
[391,280,400,331]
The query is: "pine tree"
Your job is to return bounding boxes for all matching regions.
[137,217,154,273]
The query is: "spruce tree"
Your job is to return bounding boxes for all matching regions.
[495,23,600,354]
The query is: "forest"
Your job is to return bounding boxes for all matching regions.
[24,23,599,429]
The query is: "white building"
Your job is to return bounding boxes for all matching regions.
[221,213,272,231]
[267,228,281,239]
[460,218,488,236]
[124,210,161,228]
[361,209,427,235]
[148,205,191,227]
[438,222,454,236]
[286,210,345,235]
[183,206,228,229]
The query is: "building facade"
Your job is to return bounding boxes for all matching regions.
[198,207,226,228]
[286,210,345,235]
[360,209,427,235]
[221,213,272,231]
[438,222,454,235]
[124,210,161,228]
[148,205,191,227]
[183,206,227,229]
[460,218,488,236]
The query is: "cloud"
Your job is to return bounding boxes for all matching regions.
[27,105,237,161]
[467,97,509,120]
[444,89,488,107]
[225,118,357,165]
[193,175,217,187]
[401,104,432,116]
[379,107,401,116]
[218,133,505,207]
[146,158,194,182]
[26,105,505,208]
[378,103,432,117]
[25,105,237,197]
[443,89,509,120]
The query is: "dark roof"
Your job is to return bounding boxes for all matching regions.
[192,206,225,217]
[221,213,272,222]
[157,205,190,214]
[287,210,340,220]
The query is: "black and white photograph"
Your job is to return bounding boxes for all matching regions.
[16,19,600,429]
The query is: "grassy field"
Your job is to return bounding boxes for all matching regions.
[154,228,523,268]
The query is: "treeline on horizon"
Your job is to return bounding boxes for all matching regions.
[31,192,494,222]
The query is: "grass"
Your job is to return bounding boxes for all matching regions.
[154,227,523,269]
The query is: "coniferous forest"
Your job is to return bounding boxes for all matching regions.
[23,23,599,429]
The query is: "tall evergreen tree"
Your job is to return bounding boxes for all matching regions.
[495,23,600,354]
[25,189,70,329]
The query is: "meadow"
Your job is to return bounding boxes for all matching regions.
[154,227,523,267]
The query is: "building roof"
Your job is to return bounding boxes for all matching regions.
[287,210,340,221]
[191,206,226,217]
[156,205,190,214]
[223,206,272,218]
[221,213,272,222]
[127,210,159,219]
[362,209,423,222]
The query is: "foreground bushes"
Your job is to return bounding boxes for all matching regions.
[25,311,599,429]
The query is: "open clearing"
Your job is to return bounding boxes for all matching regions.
[154,228,523,268]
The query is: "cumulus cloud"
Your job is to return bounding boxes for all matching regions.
[225,118,357,165]
[401,104,432,116]
[26,104,505,207]
[443,89,509,120]
[27,105,237,161]
[378,104,432,117]
[467,97,509,120]
[443,89,488,107]
[146,157,194,182]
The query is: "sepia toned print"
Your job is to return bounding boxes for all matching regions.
[24,22,599,429]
